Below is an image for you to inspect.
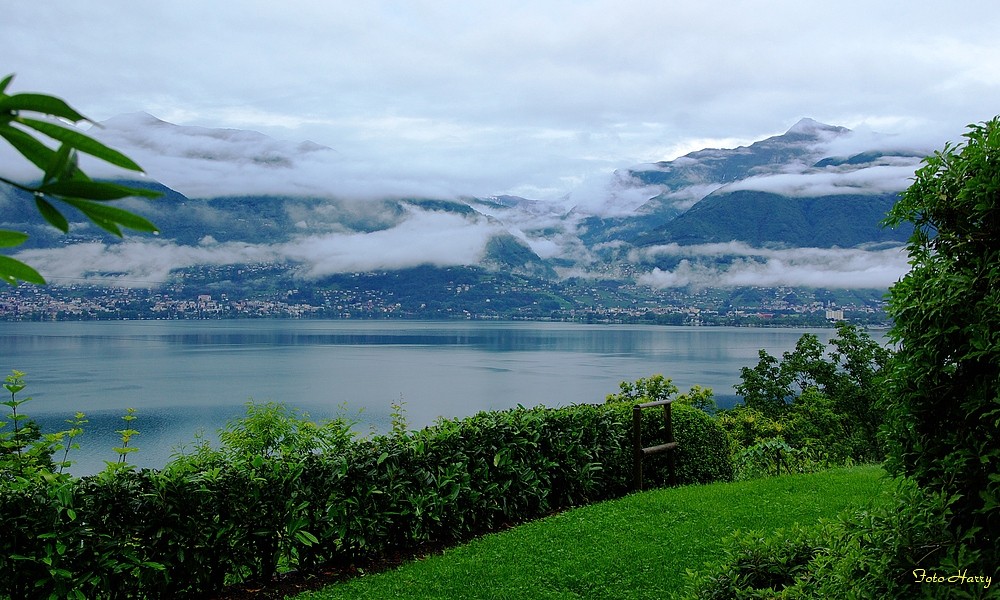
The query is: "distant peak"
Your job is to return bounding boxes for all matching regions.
[785,117,848,137]
[99,111,172,129]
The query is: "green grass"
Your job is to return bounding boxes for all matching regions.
[294,465,893,599]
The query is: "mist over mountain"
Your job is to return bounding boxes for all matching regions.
[4,115,924,294]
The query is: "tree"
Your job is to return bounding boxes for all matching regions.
[0,74,160,284]
[732,323,889,461]
[733,348,791,418]
[605,374,678,405]
[882,117,1000,568]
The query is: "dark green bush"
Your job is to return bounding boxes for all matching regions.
[0,397,733,598]
[882,117,1000,573]
[685,523,826,599]
[0,478,75,599]
[684,478,991,600]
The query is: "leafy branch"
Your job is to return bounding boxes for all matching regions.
[0,73,161,285]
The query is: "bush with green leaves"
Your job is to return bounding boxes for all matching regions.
[645,401,734,485]
[731,437,841,480]
[715,405,785,449]
[0,372,168,599]
[685,522,828,599]
[605,374,679,405]
[720,393,865,481]
[1,391,735,598]
[684,478,986,600]
[882,116,1000,571]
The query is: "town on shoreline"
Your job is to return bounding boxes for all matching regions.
[0,264,888,327]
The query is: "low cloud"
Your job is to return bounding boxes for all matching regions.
[724,162,918,197]
[558,171,664,217]
[657,182,726,210]
[819,124,937,160]
[15,240,274,286]
[284,209,501,277]
[16,208,502,285]
[636,242,909,289]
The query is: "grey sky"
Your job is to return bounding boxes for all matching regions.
[2,0,998,201]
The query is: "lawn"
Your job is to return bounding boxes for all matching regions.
[294,465,892,599]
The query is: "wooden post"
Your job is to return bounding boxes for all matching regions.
[633,404,643,491]
[632,399,679,491]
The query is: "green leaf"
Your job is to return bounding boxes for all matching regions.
[295,530,319,546]
[93,216,122,236]
[0,74,13,95]
[42,143,77,184]
[0,230,29,248]
[0,123,56,172]
[34,197,69,233]
[0,255,46,285]
[0,93,88,123]
[58,198,159,235]
[40,180,161,201]
[15,117,145,172]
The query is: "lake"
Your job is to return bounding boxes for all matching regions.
[1,320,848,475]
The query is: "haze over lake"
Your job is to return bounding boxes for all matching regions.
[0,320,856,475]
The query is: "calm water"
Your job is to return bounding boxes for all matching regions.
[0,320,848,475]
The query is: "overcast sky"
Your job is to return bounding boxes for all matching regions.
[2,0,998,201]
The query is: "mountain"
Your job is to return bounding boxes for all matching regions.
[577,117,920,250]
[1,115,926,301]
[635,190,905,248]
[632,118,850,190]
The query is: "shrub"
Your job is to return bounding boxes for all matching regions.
[716,405,785,450]
[649,402,734,485]
[0,390,734,598]
[684,478,989,600]
[685,523,826,599]
[882,116,1000,570]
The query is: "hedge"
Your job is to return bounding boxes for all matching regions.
[0,401,732,599]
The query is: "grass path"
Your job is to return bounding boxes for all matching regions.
[294,465,892,599]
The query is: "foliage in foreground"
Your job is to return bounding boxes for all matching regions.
[0,74,160,285]
[0,373,731,599]
[882,116,1000,573]
[685,478,991,599]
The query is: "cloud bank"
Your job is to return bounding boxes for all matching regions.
[16,208,502,285]
[724,163,920,197]
[636,243,909,289]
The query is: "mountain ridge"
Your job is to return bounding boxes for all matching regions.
[3,115,925,295]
